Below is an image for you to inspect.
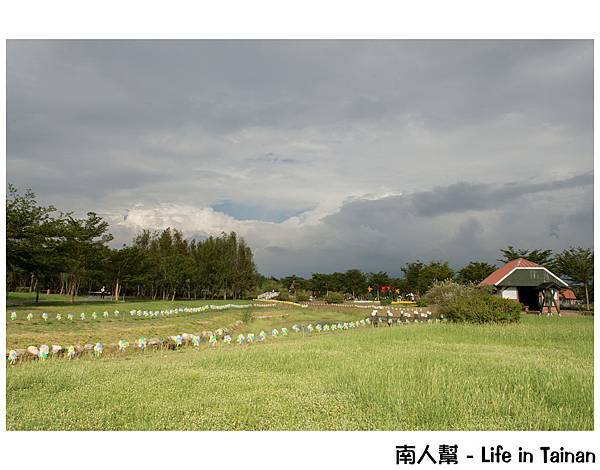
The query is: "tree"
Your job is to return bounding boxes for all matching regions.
[344,269,367,298]
[456,261,496,285]
[499,246,554,267]
[6,185,64,302]
[417,261,454,294]
[553,247,593,310]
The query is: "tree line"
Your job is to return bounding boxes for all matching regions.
[263,247,593,306]
[6,185,259,302]
[6,185,593,306]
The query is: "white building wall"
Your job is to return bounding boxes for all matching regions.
[500,287,519,300]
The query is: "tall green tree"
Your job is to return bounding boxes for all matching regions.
[456,261,496,285]
[499,246,554,267]
[553,247,593,310]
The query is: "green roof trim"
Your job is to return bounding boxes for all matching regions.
[497,268,567,287]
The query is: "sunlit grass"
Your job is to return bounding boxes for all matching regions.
[6,315,593,431]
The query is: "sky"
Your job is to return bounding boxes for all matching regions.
[6,40,593,277]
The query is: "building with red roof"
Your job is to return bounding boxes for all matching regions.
[479,258,568,311]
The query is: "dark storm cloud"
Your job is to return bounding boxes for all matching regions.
[409,172,593,216]
[6,40,593,275]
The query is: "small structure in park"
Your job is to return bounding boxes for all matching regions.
[478,258,568,312]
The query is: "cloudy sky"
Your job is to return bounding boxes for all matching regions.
[7,40,593,276]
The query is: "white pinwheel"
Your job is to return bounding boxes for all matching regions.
[68,312,74,321]
[42,312,48,321]
[8,350,18,365]
[103,311,109,318]
[10,311,17,321]
[80,312,86,320]
[114,310,120,317]
[94,342,103,357]
[27,313,33,321]
[38,344,50,360]
[67,346,76,360]
[292,324,300,333]
[92,312,97,320]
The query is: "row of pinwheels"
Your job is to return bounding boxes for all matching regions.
[8,302,276,323]
[7,317,384,365]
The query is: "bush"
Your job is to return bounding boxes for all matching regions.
[275,291,290,301]
[295,290,309,302]
[415,299,428,307]
[379,298,392,305]
[241,309,255,324]
[439,289,521,323]
[423,280,470,305]
[325,292,344,304]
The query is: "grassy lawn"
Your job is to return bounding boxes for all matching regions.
[6,314,593,431]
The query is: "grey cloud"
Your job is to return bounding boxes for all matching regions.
[409,172,593,216]
[6,40,593,276]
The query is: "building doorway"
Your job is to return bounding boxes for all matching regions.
[517,286,540,311]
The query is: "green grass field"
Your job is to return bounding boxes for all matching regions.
[6,301,593,431]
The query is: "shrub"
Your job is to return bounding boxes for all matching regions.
[325,292,344,304]
[241,309,255,324]
[379,298,392,305]
[276,291,290,301]
[423,280,470,305]
[439,289,522,323]
[295,290,309,302]
[415,299,428,307]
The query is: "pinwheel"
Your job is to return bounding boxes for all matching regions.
[292,324,300,333]
[359,319,366,326]
[223,334,232,345]
[80,312,86,320]
[306,324,314,333]
[323,324,330,331]
[365,318,371,324]
[337,322,343,329]
[192,335,201,347]
[136,310,142,317]
[331,324,337,331]
[343,322,349,330]
[94,342,103,357]
[42,312,48,322]
[118,339,129,352]
[67,346,76,360]
[258,331,267,342]
[130,310,136,317]
[173,335,182,348]
[216,328,224,337]
[138,336,147,350]
[271,328,279,338]
[68,312,74,321]
[92,312,97,320]
[103,311,109,318]
[247,333,255,343]
[114,310,120,317]
[315,324,322,332]
[38,344,50,360]
[7,350,18,365]
[27,313,33,321]
[56,313,62,321]
[281,327,288,336]
[209,335,218,346]
[10,311,16,321]
[236,334,245,345]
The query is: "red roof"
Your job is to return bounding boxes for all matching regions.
[478,258,542,286]
[560,288,577,300]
